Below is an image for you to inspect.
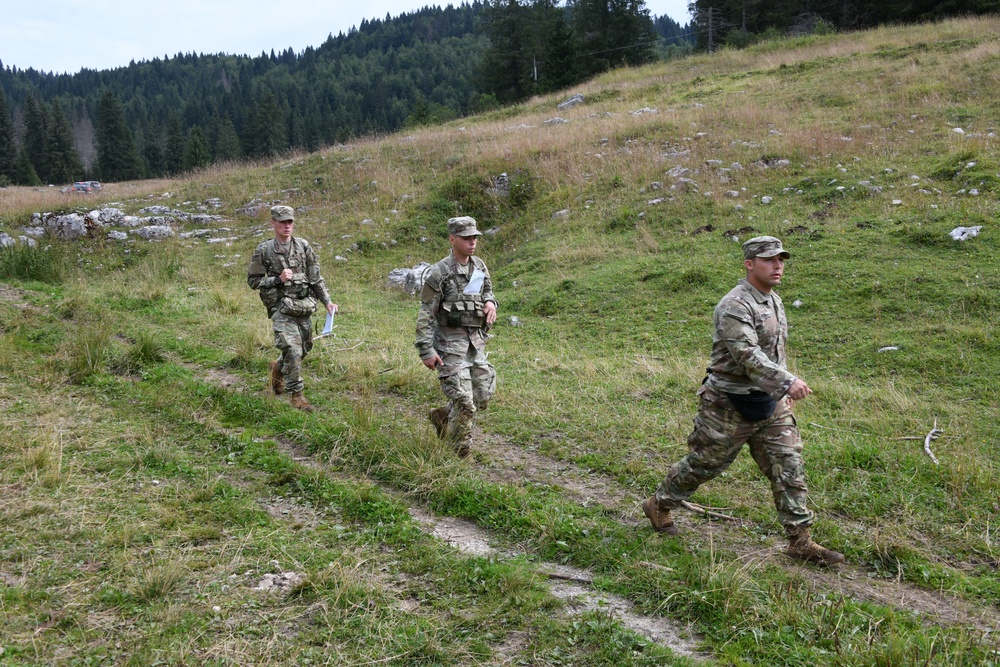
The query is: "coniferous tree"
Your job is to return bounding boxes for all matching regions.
[142,117,165,177]
[244,91,285,158]
[478,0,534,104]
[571,0,658,75]
[183,126,211,170]
[21,95,48,182]
[534,0,581,93]
[14,146,42,186]
[164,113,186,174]
[96,91,144,182]
[212,115,242,162]
[0,88,16,185]
[42,100,85,184]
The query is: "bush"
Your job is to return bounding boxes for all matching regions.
[812,19,836,35]
[724,28,757,50]
[438,172,496,222]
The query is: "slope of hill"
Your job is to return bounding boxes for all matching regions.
[0,3,690,180]
[1,16,998,665]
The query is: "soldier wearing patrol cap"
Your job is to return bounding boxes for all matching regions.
[642,236,845,566]
[247,205,337,411]
[415,216,498,457]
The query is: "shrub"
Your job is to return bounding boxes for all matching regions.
[725,28,757,50]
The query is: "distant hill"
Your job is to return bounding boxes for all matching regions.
[0,3,489,177]
[0,2,690,183]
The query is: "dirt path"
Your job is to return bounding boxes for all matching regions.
[470,429,1000,634]
[406,506,706,659]
[192,365,1000,637]
[264,431,708,660]
[0,282,34,310]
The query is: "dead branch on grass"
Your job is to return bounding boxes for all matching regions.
[543,571,594,584]
[808,422,868,435]
[316,336,366,352]
[924,419,942,465]
[681,500,741,523]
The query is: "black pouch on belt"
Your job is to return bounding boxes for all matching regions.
[726,390,778,422]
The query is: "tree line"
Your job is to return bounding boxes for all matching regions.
[475,0,671,105]
[688,0,1000,51]
[0,1,688,186]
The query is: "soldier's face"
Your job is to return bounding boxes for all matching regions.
[272,218,294,241]
[450,234,478,259]
[745,255,785,291]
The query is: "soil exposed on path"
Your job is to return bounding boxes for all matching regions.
[258,430,708,660]
[469,429,1000,634]
[195,367,1000,637]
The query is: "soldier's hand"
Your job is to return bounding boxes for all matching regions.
[278,268,294,283]
[327,303,338,316]
[484,301,497,325]
[787,378,812,401]
[423,355,443,371]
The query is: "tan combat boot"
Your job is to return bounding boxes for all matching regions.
[269,360,284,395]
[428,407,449,439]
[786,527,845,566]
[289,392,314,412]
[642,496,678,535]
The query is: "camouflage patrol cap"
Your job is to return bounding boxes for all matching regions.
[447,216,482,237]
[742,235,790,259]
[271,205,295,222]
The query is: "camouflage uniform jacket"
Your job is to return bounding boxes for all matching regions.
[705,278,796,399]
[415,253,497,361]
[246,236,332,318]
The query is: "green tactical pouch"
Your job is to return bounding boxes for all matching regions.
[444,304,463,327]
[278,295,317,317]
[259,287,280,314]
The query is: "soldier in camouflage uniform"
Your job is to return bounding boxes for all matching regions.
[247,205,337,412]
[415,216,498,457]
[643,236,845,566]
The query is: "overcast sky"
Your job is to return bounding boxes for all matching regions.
[0,0,691,75]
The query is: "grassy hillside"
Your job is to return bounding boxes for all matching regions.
[1,16,998,666]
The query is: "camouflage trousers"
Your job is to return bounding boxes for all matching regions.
[272,312,313,394]
[437,343,496,452]
[655,384,814,530]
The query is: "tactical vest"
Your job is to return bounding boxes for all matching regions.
[439,259,487,328]
[257,240,316,317]
[442,292,487,328]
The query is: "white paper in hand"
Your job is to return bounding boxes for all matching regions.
[321,312,334,335]
[464,269,486,294]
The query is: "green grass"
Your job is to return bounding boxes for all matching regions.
[2,15,1000,666]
